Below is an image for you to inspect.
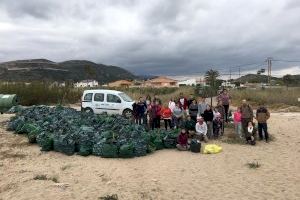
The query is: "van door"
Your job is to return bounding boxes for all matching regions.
[93,93,105,114]
[82,92,93,111]
[106,93,123,115]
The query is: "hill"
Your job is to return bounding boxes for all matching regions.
[0,59,136,84]
[234,74,281,83]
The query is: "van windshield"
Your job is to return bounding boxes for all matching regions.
[119,93,133,102]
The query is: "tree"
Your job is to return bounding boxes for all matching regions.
[204,69,220,106]
[205,69,220,89]
[283,74,293,89]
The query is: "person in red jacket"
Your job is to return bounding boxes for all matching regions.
[176,127,189,151]
[178,93,188,111]
[161,106,172,130]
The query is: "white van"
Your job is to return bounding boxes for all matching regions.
[81,89,134,117]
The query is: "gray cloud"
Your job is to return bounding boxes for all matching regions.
[0,0,299,76]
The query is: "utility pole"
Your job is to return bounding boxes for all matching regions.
[266,57,272,85]
[229,67,232,80]
[238,67,241,79]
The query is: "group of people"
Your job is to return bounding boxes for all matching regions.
[132,89,271,151]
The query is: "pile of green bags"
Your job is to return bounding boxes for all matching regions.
[8,105,181,158]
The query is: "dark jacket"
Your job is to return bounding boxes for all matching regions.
[256,107,270,123]
[136,102,146,116]
[189,103,198,117]
[177,132,188,145]
[184,119,196,131]
[132,103,138,117]
[203,109,214,122]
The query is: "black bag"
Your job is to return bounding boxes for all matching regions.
[190,139,201,153]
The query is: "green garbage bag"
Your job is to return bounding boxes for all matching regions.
[119,143,134,158]
[154,137,164,150]
[53,134,75,156]
[36,132,54,151]
[93,142,118,158]
[163,137,176,149]
[27,128,41,143]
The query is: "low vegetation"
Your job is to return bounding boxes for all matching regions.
[0,82,82,106]
[33,174,59,183]
[246,161,261,169]
[230,87,300,109]
[0,81,194,106]
[98,194,119,200]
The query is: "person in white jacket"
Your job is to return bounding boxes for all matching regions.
[195,117,208,142]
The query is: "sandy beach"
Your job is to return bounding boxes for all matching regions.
[0,112,300,200]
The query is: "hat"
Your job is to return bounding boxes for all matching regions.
[197,117,203,121]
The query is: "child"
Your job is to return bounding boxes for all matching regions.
[246,121,256,145]
[161,106,172,130]
[233,107,242,139]
[203,105,214,139]
[176,128,189,151]
[213,112,223,138]
[195,117,208,142]
[184,115,196,137]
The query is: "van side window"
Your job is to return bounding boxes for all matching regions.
[94,93,104,102]
[107,94,121,103]
[83,93,93,101]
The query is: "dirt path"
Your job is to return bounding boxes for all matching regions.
[0,113,300,200]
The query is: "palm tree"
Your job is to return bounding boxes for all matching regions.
[283,74,293,89]
[205,69,220,88]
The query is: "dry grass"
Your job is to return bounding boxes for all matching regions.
[230,87,300,109]
[33,174,59,183]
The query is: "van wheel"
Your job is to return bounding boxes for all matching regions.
[84,108,94,114]
[122,109,133,118]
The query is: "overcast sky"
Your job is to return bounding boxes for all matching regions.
[0,0,300,76]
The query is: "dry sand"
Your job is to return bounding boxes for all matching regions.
[0,112,300,200]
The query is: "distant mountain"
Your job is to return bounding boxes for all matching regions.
[233,73,300,86]
[234,74,281,83]
[0,59,136,84]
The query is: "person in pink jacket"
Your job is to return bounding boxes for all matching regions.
[233,107,242,138]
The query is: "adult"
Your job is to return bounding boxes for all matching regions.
[184,115,196,136]
[178,93,188,111]
[149,100,161,130]
[215,100,225,134]
[197,97,208,117]
[161,106,172,130]
[168,97,176,112]
[132,100,138,123]
[240,99,253,137]
[256,103,270,142]
[188,99,198,122]
[195,117,208,142]
[172,102,184,128]
[187,94,194,107]
[203,105,214,139]
[136,97,146,125]
[153,95,162,105]
[218,89,231,122]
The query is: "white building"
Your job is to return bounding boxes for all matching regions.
[221,81,236,88]
[168,75,207,86]
[177,78,197,86]
[74,80,99,88]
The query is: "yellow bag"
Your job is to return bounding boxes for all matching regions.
[203,144,222,154]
